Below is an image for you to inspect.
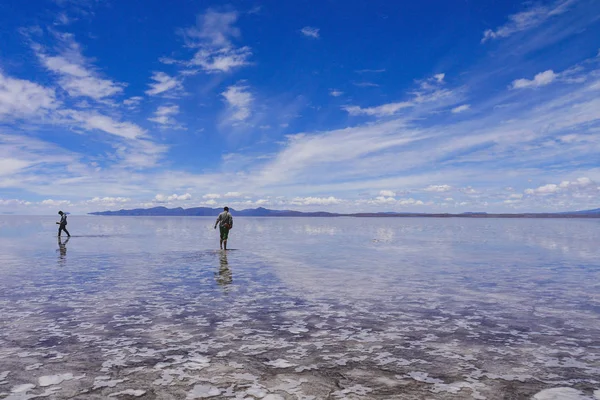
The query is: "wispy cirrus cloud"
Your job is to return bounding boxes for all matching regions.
[148,105,180,126]
[511,70,558,89]
[0,70,58,118]
[343,102,413,117]
[145,72,184,97]
[481,0,576,43]
[221,83,253,122]
[167,9,253,74]
[300,26,320,39]
[452,104,470,113]
[33,33,125,101]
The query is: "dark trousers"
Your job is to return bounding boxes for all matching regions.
[58,224,70,237]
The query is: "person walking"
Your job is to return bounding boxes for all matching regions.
[214,206,233,250]
[56,210,71,237]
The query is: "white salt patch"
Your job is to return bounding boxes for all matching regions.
[18,352,44,358]
[594,389,600,399]
[245,385,267,398]
[11,384,35,393]
[263,395,285,400]
[264,359,296,368]
[38,373,73,387]
[25,364,42,371]
[108,389,146,397]
[533,387,593,400]
[186,384,221,398]
[231,373,257,381]
[332,384,373,397]
[0,371,10,380]
[39,386,62,397]
[92,377,127,389]
[406,371,444,384]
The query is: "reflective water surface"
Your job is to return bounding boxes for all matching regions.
[0,216,599,399]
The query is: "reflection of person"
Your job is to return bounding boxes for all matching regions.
[214,207,233,250]
[215,251,232,287]
[58,236,69,260]
[56,211,70,237]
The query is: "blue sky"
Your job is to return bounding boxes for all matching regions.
[0,0,599,214]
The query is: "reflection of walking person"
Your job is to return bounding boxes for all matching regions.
[215,250,232,287]
[58,236,69,259]
[56,211,70,237]
[214,206,233,250]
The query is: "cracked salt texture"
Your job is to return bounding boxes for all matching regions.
[11,384,35,393]
[108,389,146,397]
[533,387,595,399]
[186,384,221,398]
[1,216,600,399]
[38,373,73,387]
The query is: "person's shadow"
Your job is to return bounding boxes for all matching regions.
[57,236,70,264]
[215,250,232,288]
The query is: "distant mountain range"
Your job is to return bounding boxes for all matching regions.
[88,206,600,218]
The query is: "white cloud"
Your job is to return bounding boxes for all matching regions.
[353,82,380,88]
[224,191,242,198]
[481,0,575,43]
[525,183,559,195]
[155,193,192,202]
[179,9,252,74]
[0,198,32,206]
[184,9,240,47]
[0,71,58,118]
[148,105,180,125]
[343,102,413,117]
[222,84,253,121]
[61,110,146,140]
[355,69,386,74]
[511,70,558,89]
[525,177,598,196]
[370,196,397,205]
[329,89,343,97]
[398,198,424,206]
[145,72,184,97]
[290,196,341,206]
[452,104,470,113]
[204,199,217,206]
[190,46,252,73]
[41,54,124,100]
[203,193,221,199]
[123,96,143,108]
[424,185,452,192]
[41,199,72,207]
[344,73,455,117]
[379,190,396,197]
[88,197,130,204]
[300,27,320,39]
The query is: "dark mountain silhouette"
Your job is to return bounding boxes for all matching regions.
[89,206,600,218]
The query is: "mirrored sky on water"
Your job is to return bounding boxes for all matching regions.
[0,216,599,399]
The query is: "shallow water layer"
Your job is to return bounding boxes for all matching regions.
[0,216,599,399]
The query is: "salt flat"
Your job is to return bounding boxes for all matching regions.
[0,216,599,399]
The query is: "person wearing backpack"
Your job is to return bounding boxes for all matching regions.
[56,210,71,238]
[214,207,233,250]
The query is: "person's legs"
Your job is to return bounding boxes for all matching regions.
[219,226,229,250]
[59,225,70,237]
